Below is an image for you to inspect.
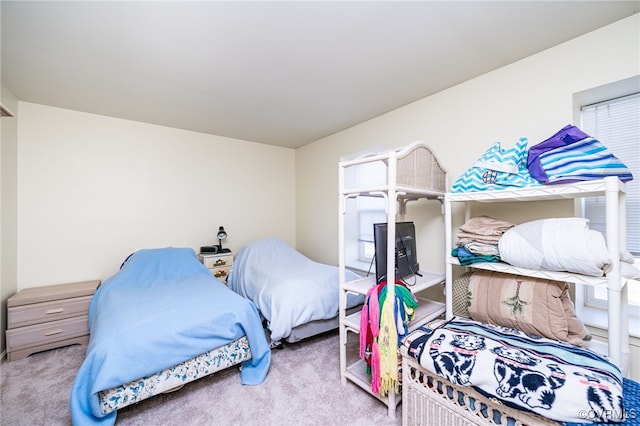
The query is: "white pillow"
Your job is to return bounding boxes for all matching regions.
[498,218,611,276]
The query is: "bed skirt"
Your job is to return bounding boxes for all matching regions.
[98,336,251,415]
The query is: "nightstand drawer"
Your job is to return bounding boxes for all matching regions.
[8,295,93,328]
[201,254,234,269]
[6,316,89,352]
[211,265,232,279]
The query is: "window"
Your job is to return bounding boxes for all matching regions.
[358,197,386,263]
[342,147,387,273]
[578,85,640,329]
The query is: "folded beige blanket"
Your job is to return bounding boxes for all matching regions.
[457,215,515,245]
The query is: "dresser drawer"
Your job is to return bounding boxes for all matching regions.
[8,295,93,328]
[6,316,89,352]
[201,254,234,269]
[7,280,99,307]
[209,265,232,279]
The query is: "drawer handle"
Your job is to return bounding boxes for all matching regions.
[44,329,63,336]
[45,308,65,314]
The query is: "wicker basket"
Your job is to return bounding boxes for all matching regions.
[401,354,559,426]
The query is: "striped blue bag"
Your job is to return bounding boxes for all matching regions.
[451,137,541,193]
[527,124,633,184]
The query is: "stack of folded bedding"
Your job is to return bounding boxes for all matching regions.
[452,216,515,265]
[453,216,640,280]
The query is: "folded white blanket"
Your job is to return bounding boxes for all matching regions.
[498,218,639,278]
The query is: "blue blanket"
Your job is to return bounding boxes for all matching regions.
[70,247,271,425]
[228,237,363,342]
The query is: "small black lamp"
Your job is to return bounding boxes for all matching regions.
[216,226,227,252]
[200,226,230,253]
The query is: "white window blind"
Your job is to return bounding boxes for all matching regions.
[580,92,640,256]
[341,150,388,267]
[358,201,386,244]
[358,200,386,262]
[353,159,387,257]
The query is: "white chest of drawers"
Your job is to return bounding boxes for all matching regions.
[6,279,100,361]
[198,252,234,284]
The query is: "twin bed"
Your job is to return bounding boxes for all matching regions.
[69,247,271,425]
[70,240,356,424]
[228,237,363,345]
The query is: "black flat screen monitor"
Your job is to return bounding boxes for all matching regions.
[373,221,419,284]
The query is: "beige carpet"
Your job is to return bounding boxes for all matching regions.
[1,330,402,426]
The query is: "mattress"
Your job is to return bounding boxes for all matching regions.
[98,336,251,415]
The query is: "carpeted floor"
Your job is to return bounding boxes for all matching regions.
[0,330,402,426]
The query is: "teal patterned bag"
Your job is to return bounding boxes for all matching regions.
[451,137,541,193]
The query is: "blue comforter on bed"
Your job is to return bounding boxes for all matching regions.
[228,237,363,342]
[69,247,271,425]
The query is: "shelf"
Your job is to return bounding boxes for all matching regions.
[342,270,444,295]
[444,176,630,371]
[341,185,444,201]
[344,297,445,333]
[345,359,402,407]
[445,176,625,203]
[338,141,447,419]
[408,300,446,330]
[447,258,612,287]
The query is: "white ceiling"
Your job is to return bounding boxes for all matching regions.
[2,1,638,148]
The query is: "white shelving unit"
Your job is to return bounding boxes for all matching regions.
[444,176,630,372]
[338,142,447,418]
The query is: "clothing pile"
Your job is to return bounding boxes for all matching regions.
[528,124,633,184]
[450,124,633,193]
[452,216,515,265]
[359,280,418,397]
[450,137,540,193]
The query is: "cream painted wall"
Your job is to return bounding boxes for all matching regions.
[297,14,639,267]
[16,103,295,289]
[296,14,640,379]
[1,85,18,355]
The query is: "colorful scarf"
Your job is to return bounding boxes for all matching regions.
[376,295,398,396]
[359,280,418,396]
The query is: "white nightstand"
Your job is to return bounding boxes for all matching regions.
[198,252,234,284]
